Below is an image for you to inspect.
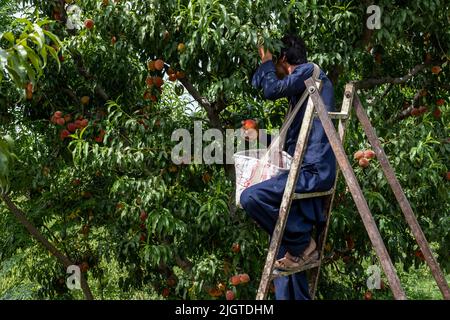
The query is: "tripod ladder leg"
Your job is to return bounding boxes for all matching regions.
[309,84,355,299]
[305,77,407,300]
[353,94,450,300]
[255,89,316,300]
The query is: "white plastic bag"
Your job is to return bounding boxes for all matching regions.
[233,63,322,208]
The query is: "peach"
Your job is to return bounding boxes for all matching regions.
[154,59,164,71]
[353,150,364,160]
[363,150,376,159]
[56,118,65,126]
[67,123,77,132]
[231,243,240,253]
[239,273,250,284]
[225,290,235,300]
[84,19,94,29]
[230,275,240,286]
[358,158,369,168]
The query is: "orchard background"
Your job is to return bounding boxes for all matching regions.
[0,0,449,300]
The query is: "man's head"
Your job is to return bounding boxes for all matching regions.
[277,34,308,76]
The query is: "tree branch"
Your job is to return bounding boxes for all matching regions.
[394,104,414,122]
[354,63,429,89]
[178,78,211,109]
[390,87,428,123]
[61,88,79,104]
[178,77,222,129]
[1,193,94,300]
[71,51,109,101]
[366,83,394,106]
[178,78,236,186]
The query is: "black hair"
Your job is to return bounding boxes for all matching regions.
[280,34,308,65]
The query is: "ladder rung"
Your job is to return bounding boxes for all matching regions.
[270,260,321,279]
[293,189,334,200]
[314,111,349,119]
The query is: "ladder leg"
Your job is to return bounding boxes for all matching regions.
[353,94,450,300]
[309,84,355,299]
[305,78,407,300]
[255,93,316,300]
[308,194,333,299]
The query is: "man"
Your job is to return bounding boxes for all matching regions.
[240,35,336,300]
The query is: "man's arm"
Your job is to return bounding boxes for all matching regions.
[252,61,314,100]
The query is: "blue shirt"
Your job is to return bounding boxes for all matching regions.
[252,60,336,190]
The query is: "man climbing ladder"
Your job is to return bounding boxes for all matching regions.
[240,34,336,300]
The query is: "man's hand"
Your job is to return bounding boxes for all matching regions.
[258,47,273,63]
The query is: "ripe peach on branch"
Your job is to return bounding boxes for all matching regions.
[431,65,442,75]
[358,158,369,168]
[84,19,94,29]
[154,59,164,71]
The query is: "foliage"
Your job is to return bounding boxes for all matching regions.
[0,135,15,192]
[0,0,448,300]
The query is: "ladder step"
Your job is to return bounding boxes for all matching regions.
[314,111,349,119]
[270,260,321,279]
[293,189,334,200]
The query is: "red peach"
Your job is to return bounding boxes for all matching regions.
[242,119,258,130]
[140,210,148,221]
[231,243,240,253]
[239,273,250,284]
[358,158,369,168]
[56,117,65,126]
[433,108,441,119]
[80,119,89,128]
[67,123,77,132]
[363,150,376,159]
[154,59,164,71]
[354,150,364,160]
[226,290,235,300]
[162,288,170,298]
[84,19,94,29]
[230,275,241,286]
[60,129,70,140]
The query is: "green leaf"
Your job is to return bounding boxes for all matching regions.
[42,29,62,48]
[37,19,52,27]
[0,48,8,65]
[79,126,88,139]
[6,54,26,86]
[22,44,41,73]
[32,24,45,49]
[40,46,47,67]
[45,45,60,71]
[15,45,27,60]
[2,32,15,44]
[16,18,33,28]
[84,141,90,158]
[22,59,36,85]
[28,33,43,49]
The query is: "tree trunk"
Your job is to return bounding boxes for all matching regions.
[1,194,94,300]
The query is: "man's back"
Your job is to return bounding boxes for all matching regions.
[252,60,337,191]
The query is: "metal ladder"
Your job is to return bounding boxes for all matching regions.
[255,79,450,300]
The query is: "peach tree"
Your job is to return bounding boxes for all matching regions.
[0,0,449,300]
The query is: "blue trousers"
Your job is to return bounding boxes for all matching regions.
[240,164,331,300]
